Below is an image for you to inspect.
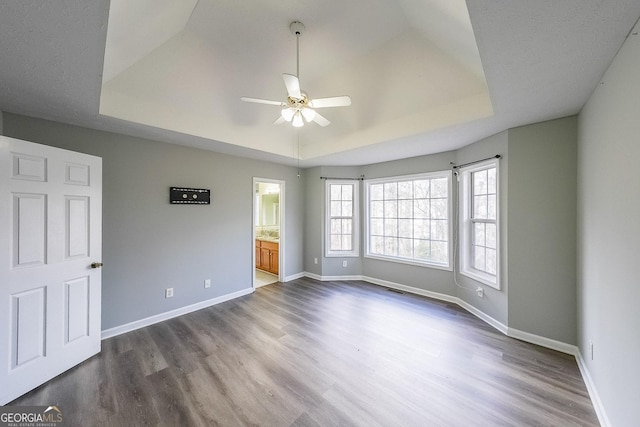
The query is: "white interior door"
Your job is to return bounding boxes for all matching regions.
[0,136,102,404]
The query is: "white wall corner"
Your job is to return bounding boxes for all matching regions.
[575,350,612,427]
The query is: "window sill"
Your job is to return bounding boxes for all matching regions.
[365,253,452,271]
[460,269,499,289]
[326,252,360,258]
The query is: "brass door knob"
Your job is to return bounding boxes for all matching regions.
[91,262,103,269]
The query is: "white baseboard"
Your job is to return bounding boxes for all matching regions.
[283,272,305,282]
[575,350,611,427]
[101,288,254,340]
[457,298,509,334]
[361,275,458,303]
[507,327,578,355]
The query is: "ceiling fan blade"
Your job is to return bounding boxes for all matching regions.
[241,97,284,106]
[312,111,331,127]
[282,74,302,99]
[273,116,286,125]
[309,95,352,108]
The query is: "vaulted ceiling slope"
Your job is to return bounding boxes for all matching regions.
[0,1,639,166]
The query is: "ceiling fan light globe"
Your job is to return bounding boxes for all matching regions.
[301,107,316,122]
[281,107,295,122]
[292,112,304,127]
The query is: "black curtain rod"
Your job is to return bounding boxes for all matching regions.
[320,175,365,181]
[451,154,501,170]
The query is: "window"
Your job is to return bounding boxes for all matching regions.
[325,180,359,257]
[460,160,499,288]
[364,171,452,269]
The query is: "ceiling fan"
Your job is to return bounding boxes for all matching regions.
[241,21,351,128]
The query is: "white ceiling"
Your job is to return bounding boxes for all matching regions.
[1,1,639,167]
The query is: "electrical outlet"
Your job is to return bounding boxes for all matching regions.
[204,279,211,288]
[476,287,484,298]
[589,340,594,360]
[342,260,348,268]
[314,257,318,264]
[165,288,174,298]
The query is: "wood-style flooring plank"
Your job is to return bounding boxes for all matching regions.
[9,278,599,426]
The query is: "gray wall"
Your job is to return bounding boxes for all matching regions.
[577,23,640,426]
[455,131,509,325]
[508,117,577,344]
[3,113,304,330]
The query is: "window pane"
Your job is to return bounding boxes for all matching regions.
[371,218,383,235]
[474,170,488,195]
[431,220,448,241]
[371,236,384,254]
[384,182,397,199]
[371,201,383,218]
[384,237,398,255]
[414,199,429,219]
[384,201,397,218]
[398,238,413,258]
[474,246,486,271]
[331,234,342,251]
[366,173,451,267]
[414,180,429,199]
[342,201,352,217]
[331,218,342,234]
[488,195,497,220]
[486,223,497,249]
[342,219,352,235]
[473,195,487,219]
[342,234,353,251]
[414,219,430,239]
[342,184,353,200]
[398,181,412,199]
[431,178,448,198]
[486,248,497,275]
[474,222,486,246]
[414,240,430,259]
[384,219,398,236]
[330,184,341,201]
[331,201,342,217]
[431,242,448,263]
[370,184,383,201]
[398,200,412,218]
[431,198,447,219]
[398,219,412,238]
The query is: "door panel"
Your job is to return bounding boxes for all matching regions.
[0,136,102,405]
[65,276,90,343]
[11,287,46,367]
[12,193,47,268]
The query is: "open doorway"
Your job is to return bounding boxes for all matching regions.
[253,178,285,288]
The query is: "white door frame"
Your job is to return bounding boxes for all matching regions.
[252,177,285,287]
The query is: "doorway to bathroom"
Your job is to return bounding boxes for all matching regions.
[253,178,285,288]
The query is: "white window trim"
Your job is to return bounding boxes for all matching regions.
[459,159,500,289]
[325,180,360,258]
[364,171,453,271]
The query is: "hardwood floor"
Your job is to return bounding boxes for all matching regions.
[10,278,599,426]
